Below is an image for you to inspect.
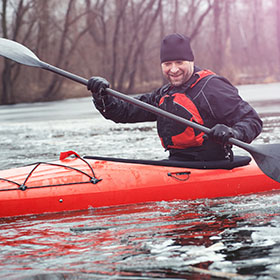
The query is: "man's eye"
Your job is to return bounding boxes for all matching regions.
[164,63,171,67]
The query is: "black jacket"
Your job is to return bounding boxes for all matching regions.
[93,66,263,160]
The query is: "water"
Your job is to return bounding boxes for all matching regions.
[1,83,280,279]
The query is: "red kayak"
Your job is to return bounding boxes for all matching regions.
[0,151,279,218]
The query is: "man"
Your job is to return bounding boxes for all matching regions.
[87,33,262,161]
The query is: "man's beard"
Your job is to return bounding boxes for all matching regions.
[168,72,188,86]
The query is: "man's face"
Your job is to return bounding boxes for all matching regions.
[161,60,194,86]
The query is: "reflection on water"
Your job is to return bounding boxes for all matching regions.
[1,194,280,279]
[0,83,280,279]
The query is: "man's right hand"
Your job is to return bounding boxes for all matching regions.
[87,76,110,100]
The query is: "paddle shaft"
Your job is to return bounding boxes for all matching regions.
[40,61,251,151]
[0,37,255,152]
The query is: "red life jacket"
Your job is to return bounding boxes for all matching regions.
[157,69,215,150]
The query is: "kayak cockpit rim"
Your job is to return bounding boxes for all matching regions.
[84,155,252,170]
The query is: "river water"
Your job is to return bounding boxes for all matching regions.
[0,83,280,279]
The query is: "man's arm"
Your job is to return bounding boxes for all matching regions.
[88,76,159,123]
[206,77,263,143]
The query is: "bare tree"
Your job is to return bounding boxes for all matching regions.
[1,0,12,104]
[213,0,223,72]
[276,0,280,73]
[1,0,36,104]
[41,0,93,100]
[111,0,129,88]
[1,0,279,105]
[41,0,77,100]
[183,0,213,39]
[85,0,108,74]
[116,0,162,92]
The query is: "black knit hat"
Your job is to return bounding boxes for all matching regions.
[160,33,194,63]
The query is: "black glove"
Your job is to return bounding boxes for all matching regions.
[209,124,239,144]
[87,76,109,100]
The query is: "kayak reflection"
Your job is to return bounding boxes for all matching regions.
[2,195,280,279]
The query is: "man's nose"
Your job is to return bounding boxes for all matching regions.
[170,64,179,73]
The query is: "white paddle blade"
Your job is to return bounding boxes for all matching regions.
[0,38,42,67]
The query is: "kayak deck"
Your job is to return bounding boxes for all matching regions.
[0,153,279,218]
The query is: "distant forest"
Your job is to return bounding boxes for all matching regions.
[1,0,280,104]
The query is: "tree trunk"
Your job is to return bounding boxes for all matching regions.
[1,0,12,104]
[213,0,223,73]
[276,0,280,74]
[111,0,129,88]
[127,0,162,92]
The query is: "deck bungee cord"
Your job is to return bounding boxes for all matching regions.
[0,152,102,192]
